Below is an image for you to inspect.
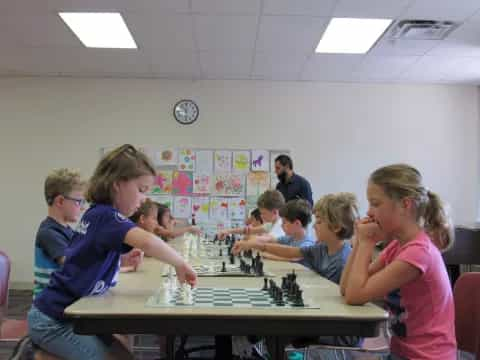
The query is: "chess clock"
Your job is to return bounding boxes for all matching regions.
[173,99,199,125]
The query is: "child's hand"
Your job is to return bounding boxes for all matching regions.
[120,249,144,271]
[216,230,228,240]
[232,240,252,255]
[356,218,383,245]
[175,262,197,287]
[189,226,201,235]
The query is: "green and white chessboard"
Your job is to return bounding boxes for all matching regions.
[146,287,318,308]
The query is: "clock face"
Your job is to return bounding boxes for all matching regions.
[174,100,199,125]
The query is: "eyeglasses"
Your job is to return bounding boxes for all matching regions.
[63,195,87,207]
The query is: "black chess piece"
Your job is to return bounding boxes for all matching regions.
[219,248,223,257]
[276,289,285,306]
[257,260,264,276]
[293,289,304,307]
[245,264,251,274]
[221,261,226,272]
[281,277,287,290]
[240,259,245,271]
[229,253,235,265]
[214,234,218,243]
[262,277,268,291]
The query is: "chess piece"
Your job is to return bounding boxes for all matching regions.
[191,213,196,226]
[229,253,235,265]
[281,277,287,290]
[262,277,268,291]
[221,261,226,272]
[276,289,285,306]
[293,289,304,307]
[219,248,223,257]
[257,260,264,276]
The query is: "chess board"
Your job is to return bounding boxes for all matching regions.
[162,264,273,277]
[146,287,318,308]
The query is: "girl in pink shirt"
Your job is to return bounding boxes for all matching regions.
[341,164,456,360]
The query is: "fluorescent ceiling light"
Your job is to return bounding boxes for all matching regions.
[59,12,137,49]
[316,17,392,54]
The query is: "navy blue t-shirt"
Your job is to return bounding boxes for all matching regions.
[34,204,136,320]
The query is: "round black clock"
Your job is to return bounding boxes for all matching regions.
[173,99,199,125]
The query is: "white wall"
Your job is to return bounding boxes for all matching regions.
[1,78,478,286]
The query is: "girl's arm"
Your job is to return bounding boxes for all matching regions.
[233,239,303,259]
[154,225,200,239]
[216,225,267,240]
[344,223,420,305]
[125,227,197,285]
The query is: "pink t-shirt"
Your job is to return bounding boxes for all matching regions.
[379,231,456,359]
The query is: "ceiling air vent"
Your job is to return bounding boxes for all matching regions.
[388,20,459,40]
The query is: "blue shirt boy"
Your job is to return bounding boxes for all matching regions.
[34,217,74,299]
[34,204,135,320]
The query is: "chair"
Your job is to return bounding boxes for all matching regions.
[0,250,28,341]
[286,321,390,360]
[454,272,480,359]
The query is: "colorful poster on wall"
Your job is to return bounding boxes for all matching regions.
[172,171,193,196]
[246,172,270,197]
[251,150,270,172]
[173,196,192,219]
[178,148,196,171]
[228,198,246,220]
[191,197,210,223]
[214,151,232,173]
[212,174,244,196]
[210,197,229,221]
[196,150,213,173]
[149,195,173,210]
[154,148,178,166]
[150,170,173,195]
[192,173,211,194]
[232,151,250,173]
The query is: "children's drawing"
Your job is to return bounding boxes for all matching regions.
[251,150,269,172]
[178,149,196,171]
[154,148,178,166]
[228,198,246,220]
[193,173,211,194]
[233,151,250,173]
[173,196,192,219]
[246,172,270,197]
[196,150,214,173]
[213,174,244,196]
[172,171,193,196]
[150,170,173,195]
[210,197,229,221]
[214,151,232,173]
[191,197,210,222]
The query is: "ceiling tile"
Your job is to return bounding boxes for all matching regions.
[0,14,81,48]
[369,38,441,56]
[126,14,195,51]
[47,0,190,14]
[333,0,411,18]
[199,51,252,78]
[354,55,420,79]
[263,0,336,16]
[194,15,258,51]
[257,16,329,54]
[191,0,260,15]
[301,54,364,80]
[253,51,308,80]
[402,0,480,21]
[150,49,200,77]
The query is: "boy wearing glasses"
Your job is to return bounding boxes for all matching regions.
[34,168,86,299]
